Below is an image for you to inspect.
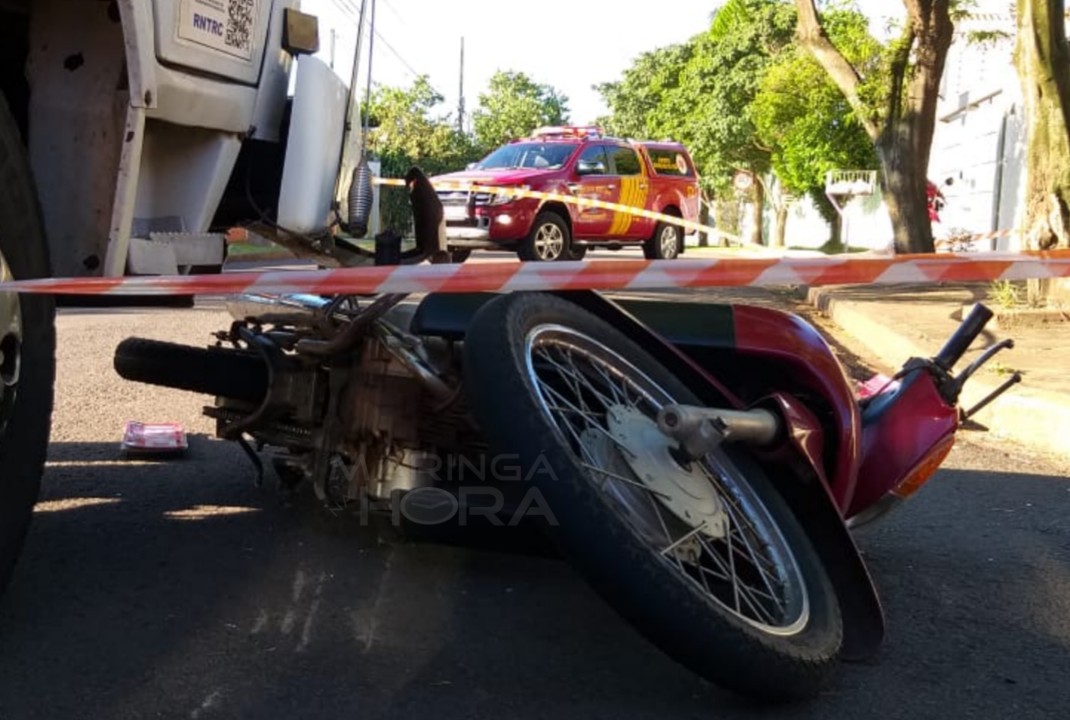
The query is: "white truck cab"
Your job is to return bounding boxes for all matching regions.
[1,0,359,278]
[0,0,369,591]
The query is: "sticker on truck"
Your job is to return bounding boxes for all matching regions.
[178,0,257,61]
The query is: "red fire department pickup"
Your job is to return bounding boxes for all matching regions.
[433,126,700,261]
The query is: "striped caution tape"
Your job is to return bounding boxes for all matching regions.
[373,177,742,245]
[3,251,1069,297]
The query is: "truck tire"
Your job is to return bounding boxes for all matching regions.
[644,220,682,260]
[518,211,570,262]
[0,95,55,593]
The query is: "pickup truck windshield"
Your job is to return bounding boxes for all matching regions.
[475,143,575,170]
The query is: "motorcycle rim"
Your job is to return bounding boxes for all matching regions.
[523,323,809,635]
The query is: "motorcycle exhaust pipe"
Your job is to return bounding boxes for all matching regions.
[226,293,335,325]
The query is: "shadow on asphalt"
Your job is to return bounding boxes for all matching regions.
[0,438,1067,718]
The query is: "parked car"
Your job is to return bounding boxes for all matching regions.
[432,126,701,261]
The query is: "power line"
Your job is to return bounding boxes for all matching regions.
[330,0,362,25]
[326,0,447,98]
[373,29,447,95]
[379,0,408,27]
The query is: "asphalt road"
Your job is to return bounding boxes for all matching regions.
[1,282,1069,719]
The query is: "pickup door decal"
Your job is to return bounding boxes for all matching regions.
[178,0,257,61]
[607,176,650,236]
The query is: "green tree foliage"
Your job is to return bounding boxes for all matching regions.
[366,76,478,174]
[596,0,800,244]
[472,71,570,150]
[750,7,879,227]
[364,76,479,232]
[600,0,880,244]
[595,44,694,140]
[667,0,798,194]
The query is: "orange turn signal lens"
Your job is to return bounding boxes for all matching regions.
[891,435,956,500]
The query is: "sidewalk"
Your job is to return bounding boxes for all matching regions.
[806,282,1070,457]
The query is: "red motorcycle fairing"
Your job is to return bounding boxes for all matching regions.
[849,371,959,519]
[731,305,864,513]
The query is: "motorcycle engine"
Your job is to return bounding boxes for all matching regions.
[211,294,479,509]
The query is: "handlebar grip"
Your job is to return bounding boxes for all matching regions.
[934,303,993,371]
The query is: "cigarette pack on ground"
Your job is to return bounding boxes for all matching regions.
[120,421,188,456]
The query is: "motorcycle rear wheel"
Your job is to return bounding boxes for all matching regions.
[463,292,842,701]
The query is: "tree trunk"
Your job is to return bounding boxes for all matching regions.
[1015,0,1070,303]
[795,0,953,254]
[698,194,711,247]
[774,204,788,248]
[878,132,934,254]
[750,179,765,246]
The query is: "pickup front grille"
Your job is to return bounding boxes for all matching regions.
[436,190,494,207]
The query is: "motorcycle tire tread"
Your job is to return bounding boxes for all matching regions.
[463,291,843,702]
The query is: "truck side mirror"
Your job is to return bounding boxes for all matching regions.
[282,9,320,55]
[577,160,606,176]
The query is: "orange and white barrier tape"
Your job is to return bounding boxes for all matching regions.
[3,251,1069,298]
[374,177,742,245]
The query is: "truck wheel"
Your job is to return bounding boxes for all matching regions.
[644,221,682,260]
[0,95,55,593]
[518,212,569,262]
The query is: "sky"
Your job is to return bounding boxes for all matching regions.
[303,0,910,128]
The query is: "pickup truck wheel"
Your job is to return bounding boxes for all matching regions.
[519,212,569,262]
[567,244,588,261]
[448,249,472,263]
[0,95,55,593]
[644,221,682,260]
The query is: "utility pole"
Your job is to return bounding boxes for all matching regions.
[457,37,466,135]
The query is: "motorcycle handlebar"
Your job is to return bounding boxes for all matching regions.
[934,303,993,371]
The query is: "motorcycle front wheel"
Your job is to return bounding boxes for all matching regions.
[463,293,843,701]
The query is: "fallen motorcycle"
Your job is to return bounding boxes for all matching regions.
[114,169,1019,701]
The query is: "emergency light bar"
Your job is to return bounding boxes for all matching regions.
[529,125,604,140]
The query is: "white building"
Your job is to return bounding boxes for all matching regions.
[929,5,1023,251]
[778,3,1029,252]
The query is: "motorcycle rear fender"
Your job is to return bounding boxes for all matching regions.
[413,291,884,659]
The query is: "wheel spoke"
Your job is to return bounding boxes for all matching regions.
[524,324,808,633]
[579,462,671,500]
[643,480,687,574]
[725,508,742,614]
[659,523,706,557]
[698,538,776,624]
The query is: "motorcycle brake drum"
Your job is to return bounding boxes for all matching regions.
[602,405,728,539]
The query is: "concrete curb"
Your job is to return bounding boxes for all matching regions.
[808,287,1070,458]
